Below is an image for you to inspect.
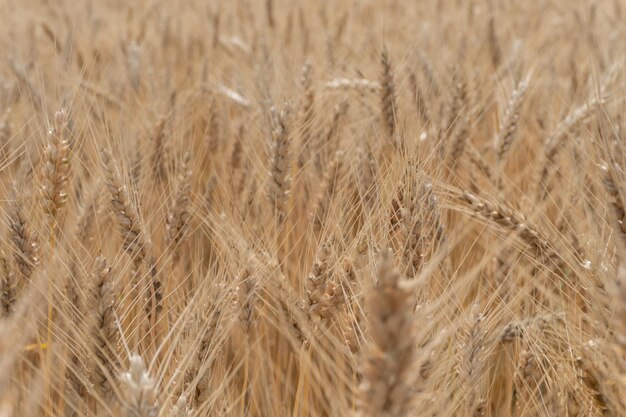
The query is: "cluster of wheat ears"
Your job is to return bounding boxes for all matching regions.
[1,0,626,416]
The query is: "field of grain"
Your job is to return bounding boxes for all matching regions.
[1,0,626,416]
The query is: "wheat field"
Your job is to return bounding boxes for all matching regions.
[1,0,626,416]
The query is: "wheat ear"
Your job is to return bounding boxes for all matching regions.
[267,104,292,225]
[358,249,416,417]
[89,256,119,399]
[41,108,70,217]
[166,151,193,264]
[8,186,40,280]
[380,47,397,142]
[101,148,150,264]
[120,354,160,417]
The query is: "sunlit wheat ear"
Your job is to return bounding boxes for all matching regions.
[89,256,119,399]
[101,148,150,264]
[8,186,40,281]
[41,108,70,218]
[166,151,193,264]
[120,354,160,417]
[359,249,416,417]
